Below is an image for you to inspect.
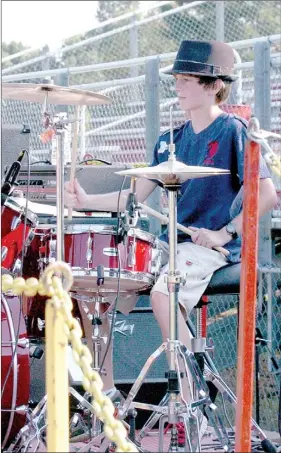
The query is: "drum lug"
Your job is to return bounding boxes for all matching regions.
[151,248,162,275]
[11,216,21,231]
[25,230,35,247]
[15,405,29,415]
[49,239,57,263]
[12,258,22,275]
[1,246,8,262]
[18,338,29,348]
[86,235,93,265]
[37,318,45,331]
[128,238,136,267]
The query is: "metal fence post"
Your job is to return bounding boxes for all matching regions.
[216,1,225,42]
[145,57,161,236]
[54,70,70,113]
[254,40,273,371]
[41,45,50,72]
[254,40,272,267]
[130,14,139,78]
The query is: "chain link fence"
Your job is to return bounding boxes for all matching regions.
[2,1,281,77]
[2,0,281,435]
[204,271,281,433]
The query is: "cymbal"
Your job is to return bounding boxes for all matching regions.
[116,160,230,184]
[2,83,112,106]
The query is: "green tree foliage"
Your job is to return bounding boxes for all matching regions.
[2,41,29,69]
[62,1,141,85]
[3,2,279,82]
[2,41,53,71]
[169,0,280,43]
[96,1,139,22]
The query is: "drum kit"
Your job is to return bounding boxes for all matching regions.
[1,82,279,453]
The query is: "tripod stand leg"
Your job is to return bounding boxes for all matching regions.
[136,393,169,443]
[182,413,199,452]
[203,364,277,448]
[159,415,168,452]
[119,342,167,417]
[179,345,231,451]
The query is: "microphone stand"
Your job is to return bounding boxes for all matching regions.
[1,149,27,196]
[122,177,139,243]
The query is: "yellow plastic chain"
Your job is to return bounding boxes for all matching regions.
[2,263,138,453]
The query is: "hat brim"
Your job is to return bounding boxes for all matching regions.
[163,67,237,82]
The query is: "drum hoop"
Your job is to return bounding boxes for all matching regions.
[63,224,116,234]
[127,228,156,245]
[44,224,156,244]
[70,268,155,291]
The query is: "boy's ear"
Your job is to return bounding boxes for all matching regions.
[214,78,225,94]
[207,79,224,97]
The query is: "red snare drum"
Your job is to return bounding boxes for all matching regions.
[1,290,30,449]
[1,197,38,271]
[41,223,161,293]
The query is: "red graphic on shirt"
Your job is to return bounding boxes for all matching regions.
[203,141,219,165]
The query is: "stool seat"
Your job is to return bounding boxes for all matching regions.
[204,262,241,296]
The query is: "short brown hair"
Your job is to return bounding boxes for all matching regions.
[197,75,232,104]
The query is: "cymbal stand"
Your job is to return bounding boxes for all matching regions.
[87,265,107,438]
[114,109,231,452]
[41,93,80,263]
[115,181,230,452]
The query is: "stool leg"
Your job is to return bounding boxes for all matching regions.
[192,297,208,373]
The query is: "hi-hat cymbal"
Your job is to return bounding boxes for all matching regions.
[2,83,112,106]
[116,160,230,184]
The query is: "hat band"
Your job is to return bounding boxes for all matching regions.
[172,59,224,76]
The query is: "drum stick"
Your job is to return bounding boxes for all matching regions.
[68,105,81,221]
[138,202,230,257]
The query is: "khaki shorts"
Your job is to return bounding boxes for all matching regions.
[151,241,228,316]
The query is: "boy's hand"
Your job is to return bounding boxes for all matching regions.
[64,178,89,209]
[189,226,232,249]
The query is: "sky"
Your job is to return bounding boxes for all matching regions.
[2,1,156,51]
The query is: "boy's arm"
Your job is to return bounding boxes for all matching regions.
[190,178,278,248]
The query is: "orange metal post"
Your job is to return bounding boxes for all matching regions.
[234,139,261,452]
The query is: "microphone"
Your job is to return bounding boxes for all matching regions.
[1,149,27,196]
[124,177,139,229]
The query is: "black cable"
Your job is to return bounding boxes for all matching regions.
[78,158,112,166]
[98,176,127,375]
[31,160,52,166]
[1,150,31,398]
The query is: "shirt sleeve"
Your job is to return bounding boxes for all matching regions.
[232,120,271,184]
[229,120,272,219]
[149,140,160,167]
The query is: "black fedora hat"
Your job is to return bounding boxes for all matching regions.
[166,39,237,82]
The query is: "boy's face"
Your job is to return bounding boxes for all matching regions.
[173,74,216,112]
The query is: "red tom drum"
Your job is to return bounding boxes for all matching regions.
[41,223,162,294]
[1,197,38,271]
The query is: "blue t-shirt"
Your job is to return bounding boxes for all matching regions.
[150,112,271,263]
